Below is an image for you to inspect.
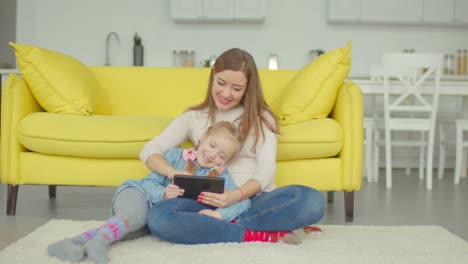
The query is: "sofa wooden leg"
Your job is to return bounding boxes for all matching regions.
[7,185,19,215]
[344,191,354,222]
[327,191,334,204]
[49,185,57,199]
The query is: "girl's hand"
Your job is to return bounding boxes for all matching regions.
[167,169,192,180]
[164,184,184,199]
[198,209,222,220]
[198,189,238,208]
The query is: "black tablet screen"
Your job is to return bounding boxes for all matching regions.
[173,175,225,199]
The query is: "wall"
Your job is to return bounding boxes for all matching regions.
[0,0,16,68]
[16,0,468,75]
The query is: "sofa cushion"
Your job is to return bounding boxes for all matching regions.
[271,42,351,125]
[277,118,342,161]
[18,113,342,161]
[10,42,98,115]
[18,113,173,158]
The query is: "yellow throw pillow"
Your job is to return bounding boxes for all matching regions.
[272,42,351,125]
[10,42,98,115]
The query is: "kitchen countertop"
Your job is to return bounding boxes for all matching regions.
[0,69,19,74]
[349,74,468,82]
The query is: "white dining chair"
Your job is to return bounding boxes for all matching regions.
[369,64,426,183]
[364,118,378,182]
[437,97,465,183]
[362,66,384,182]
[454,119,468,184]
[381,53,443,190]
[437,121,451,180]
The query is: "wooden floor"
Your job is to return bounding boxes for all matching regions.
[1,168,467,250]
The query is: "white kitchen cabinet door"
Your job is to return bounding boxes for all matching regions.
[455,0,468,23]
[171,0,265,22]
[171,0,203,21]
[424,0,455,23]
[361,0,424,23]
[203,0,234,20]
[235,0,266,21]
[328,0,361,22]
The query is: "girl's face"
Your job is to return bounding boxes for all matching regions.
[211,70,247,110]
[197,131,238,169]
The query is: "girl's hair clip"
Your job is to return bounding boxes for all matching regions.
[210,164,225,175]
[182,148,197,161]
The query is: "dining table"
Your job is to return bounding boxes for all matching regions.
[351,76,468,118]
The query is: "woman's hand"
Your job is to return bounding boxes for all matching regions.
[198,189,239,208]
[198,209,222,220]
[164,184,184,199]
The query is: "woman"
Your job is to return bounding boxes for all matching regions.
[141,48,324,244]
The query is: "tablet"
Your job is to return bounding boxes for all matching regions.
[173,175,225,199]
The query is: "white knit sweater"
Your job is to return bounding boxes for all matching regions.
[140,107,277,192]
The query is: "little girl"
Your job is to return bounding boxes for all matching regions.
[48,121,250,264]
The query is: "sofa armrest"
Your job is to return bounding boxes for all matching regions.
[330,80,363,191]
[1,74,42,185]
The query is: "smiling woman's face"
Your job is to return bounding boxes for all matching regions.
[211,70,247,110]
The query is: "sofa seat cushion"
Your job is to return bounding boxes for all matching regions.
[277,118,342,161]
[18,113,173,158]
[18,113,342,161]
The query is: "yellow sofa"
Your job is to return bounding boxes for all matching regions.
[1,44,363,221]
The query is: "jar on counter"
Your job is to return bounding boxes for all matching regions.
[188,50,195,67]
[457,49,463,75]
[268,53,278,70]
[444,54,455,75]
[462,49,467,75]
[172,50,178,67]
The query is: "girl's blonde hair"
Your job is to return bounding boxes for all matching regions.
[188,48,279,149]
[185,121,244,177]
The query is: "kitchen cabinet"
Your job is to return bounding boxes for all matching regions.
[423,0,468,24]
[203,0,233,21]
[327,0,360,22]
[170,0,232,21]
[327,0,468,25]
[455,0,468,23]
[170,0,203,20]
[171,0,265,22]
[423,0,454,23]
[234,0,265,21]
[360,0,424,23]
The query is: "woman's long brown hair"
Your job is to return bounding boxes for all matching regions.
[188,48,279,148]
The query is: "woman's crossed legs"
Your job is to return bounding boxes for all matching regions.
[148,185,324,244]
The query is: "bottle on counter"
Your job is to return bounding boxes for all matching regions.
[449,54,455,75]
[462,49,467,75]
[209,55,217,67]
[457,49,463,75]
[180,50,188,67]
[188,50,195,67]
[444,54,449,75]
[444,54,456,75]
[268,53,279,70]
[133,33,144,66]
[172,50,178,67]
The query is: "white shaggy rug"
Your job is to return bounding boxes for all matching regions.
[1,219,468,264]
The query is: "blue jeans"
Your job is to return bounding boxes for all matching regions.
[147,185,324,244]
